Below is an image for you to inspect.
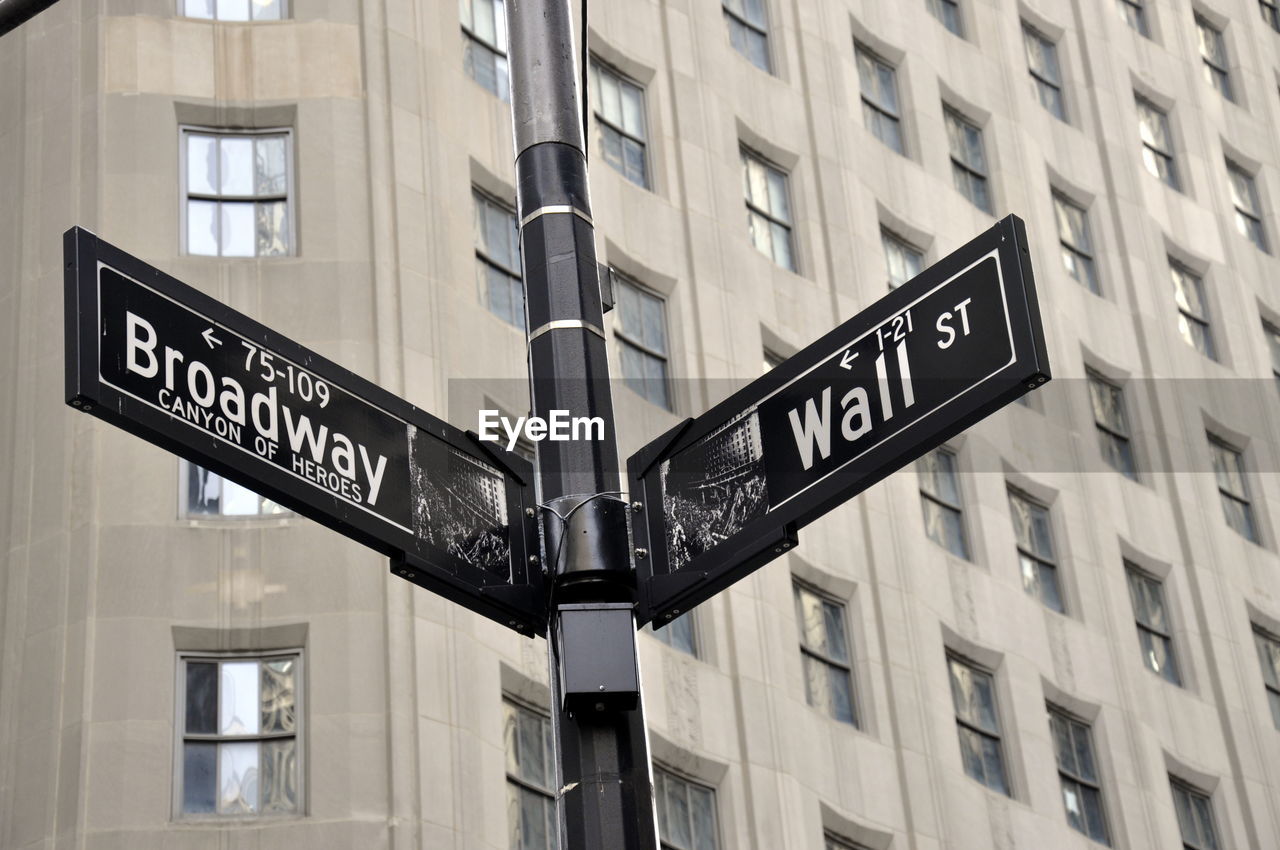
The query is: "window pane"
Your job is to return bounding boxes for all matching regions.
[256,201,289,257]
[184,0,215,17]
[690,783,718,850]
[640,290,667,353]
[187,134,217,196]
[665,774,693,847]
[261,658,296,733]
[516,786,550,850]
[219,741,260,814]
[216,0,251,20]
[254,136,287,196]
[260,738,298,813]
[183,742,217,813]
[251,0,283,20]
[795,585,826,653]
[188,199,219,256]
[218,137,254,195]
[186,661,218,734]
[221,202,256,257]
[922,498,969,558]
[219,661,261,735]
[657,613,697,655]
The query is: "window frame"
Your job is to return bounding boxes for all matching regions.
[473,188,525,331]
[741,146,797,271]
[612,271,672,410]
[918,447,970,559]
[1087,370,1137,479]
[1124,562,1182,685]
[1170,778,1222,850]
[793,580,859,726]
[655,767,721,850]
[944,106,991,213]
[824,833,874,850]
[1135,96,1179,190]
[504,697,558,850]
[947,653,1010,795]
[1253,625,1280,730]
[1007,487,1065,613]
[1263,0,1280,32]
[1117,0,1150,36]
[1264,320,1280,392]
[180,125,295,258]
[1208,434,1259,543]
[1195,15,1232,102]
[882,228,924,290]
[179,0,288,21]
[460,0,511,101]
[1047,705,1110,845]
[1170,260,1215,360]
[651,611,698,657]
[173,649,304,820]
[590,59,651,189]
[854,43,904,155]
[1053,191,1099,294]
[927,0,964,37]
[723,0,771,72]
[1226,160,1268,252]
[1023,23,1066,121]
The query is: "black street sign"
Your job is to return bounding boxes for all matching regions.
[629,214,1050,627]
[64,227,545,634]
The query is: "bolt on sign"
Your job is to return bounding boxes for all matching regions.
[64,228,545,634]
[629,215,1050,627]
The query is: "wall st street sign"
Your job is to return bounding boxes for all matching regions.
[63,228,545,634]
[629,215,1050,627]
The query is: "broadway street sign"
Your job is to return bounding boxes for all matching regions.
[628,215,1050,626]
[64,228,545,634]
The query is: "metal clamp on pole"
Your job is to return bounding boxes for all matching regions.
[541,494,634,598]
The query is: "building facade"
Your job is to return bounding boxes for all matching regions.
[3,0,1280,848]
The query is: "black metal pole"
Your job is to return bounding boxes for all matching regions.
[506,0,658,847]
[0,0,63,37]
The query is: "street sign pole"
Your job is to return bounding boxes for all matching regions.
[507,0,658,847]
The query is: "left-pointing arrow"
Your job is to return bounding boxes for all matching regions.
[202,328,222,349]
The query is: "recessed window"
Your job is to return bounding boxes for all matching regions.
[652,612,698,657]
[855,44,904,154]
[1136,96,1179,190]
[591,61,650,189]
[825,834,873,850]
[504,699,557,850]
[1196,16,1232,101]
[1253,625,1280,729]
[944,107,991,213]
[473,189,524,331]
[882,228,924,289]
[1264,320,1280,392]
[183,128,291,257]
[1023,24,1066,120]
[461,0,510,101]
[1263,0,1280,32]
[1117,0,1149,36]
[1170,779,1221,850]
[1048,706,1109,844]
[1087,371,1136,478]
[1208,435,1259,542]
[794,582,857,725]
[1008,488,1064,613]
[927,0,963,36]
[723,0,770,72]
[763,347,786,374]
[1125,562,1182,685]
[918,448,969,559]
[181,0,284,21]
[614,273,671,410]
[177,652,301,817]
[1226,160,1268,252]
[947,654,1009,795]
[1053,192,1099,294]
[1170,261,1215,359]
[183,462,288,517]
[655,769,720,850]
[741,147,796,271]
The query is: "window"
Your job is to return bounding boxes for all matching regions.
[1209,435,1258,542]
[591,61,649,189]
[1117,0,1149,35]
[181,0,284,20]
[855,45,903,154]
[653,613,698,657]
[655,769,719,850]
[461,0,510,101]
[741,148,796,270]
[1196,16,1232,101]
[177,653,300,817]
[944,107,991,213]
[1023,24,1066,120]
[918,448,969,559]
[723,0,769,72]
[1048,706,1109,844]
[504,700,557,850]
[1125,563,1182,685]
[1136,97,1178,190]
[1053,193,1099,294]
[947,654,1008,794]
[794,582,857,725]
[1171,261,1215,359]
[882,229,924,289]
[1008,489,1064,613]
[1171,779,1221,850]
[184,129,291,257]
[927,0,963,36]
[614,273,671,409]
[184,462,287,517]
[1088,372,1136,478]
[763,347,785,374]
[825,835,873,850]
[1265,320,1280,392]
[1227,160,1268,252]
[1264,0,1280,32]
[474,190,524,331]
[1253,626,1280,729]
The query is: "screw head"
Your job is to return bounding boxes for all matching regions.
[635,548,648,559]
[525,507,535,518]
[71,399,81,406]
[529,555,540,565]
[631,501,643,512]
[598,684,606,691]
[82,404,93,411]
